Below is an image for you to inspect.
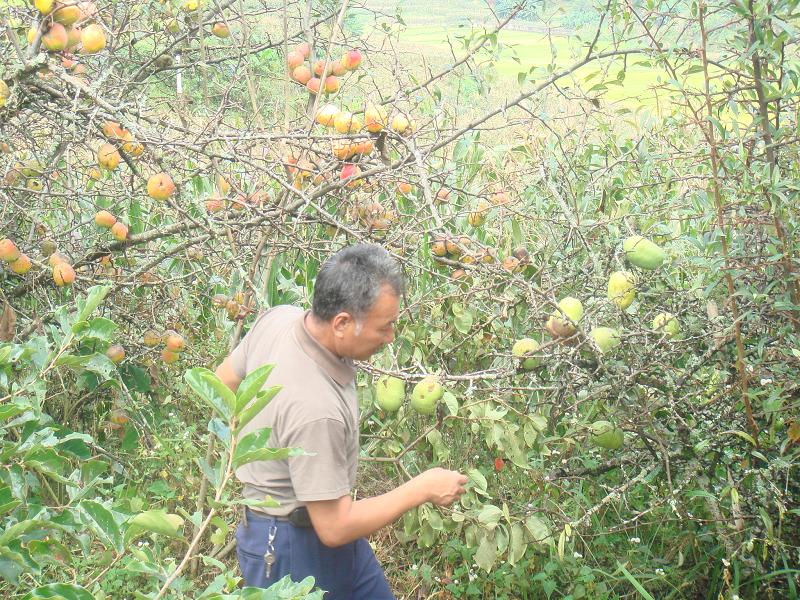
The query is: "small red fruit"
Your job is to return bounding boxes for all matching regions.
[494,457,505,472]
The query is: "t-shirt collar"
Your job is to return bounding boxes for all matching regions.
[294,310,356,386]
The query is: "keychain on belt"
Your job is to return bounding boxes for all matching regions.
[264,524,278,578]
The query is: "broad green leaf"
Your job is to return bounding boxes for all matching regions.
[23,583,95,600]
[474,532,498,571]
[0,486,21,517]
[235,364,276,414]
[0,519,52,546]
[185,368,235,421]
[468,469,489,496]
[80,500,122,552]
[525,514,553,546]
[509,523,527,565]
[74,285,112,325]
[235,385,282,435]
[233,435,304,470]
[208,418,231,449]
[126,510,184,541]
[442,391,459,416]
[73,317,117,342]
[27,540,72,566]
[477,504,503,529]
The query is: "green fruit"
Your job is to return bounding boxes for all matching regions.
[622,235,666,270]
[375,375,405,413]
[411,375,443,416]
[512,338,540,370]
[589,420,624,450]
[607,270,636,309]
[546,296,583,338]
[590,327,621,353]
[652,312,679,337]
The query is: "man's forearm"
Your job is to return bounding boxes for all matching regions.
[311,478,428,547]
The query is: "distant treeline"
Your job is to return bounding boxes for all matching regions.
[495,0,601,29]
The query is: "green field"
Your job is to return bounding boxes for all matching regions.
[366,1,705,110]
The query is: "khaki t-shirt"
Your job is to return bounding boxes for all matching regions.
[229,305,359,516]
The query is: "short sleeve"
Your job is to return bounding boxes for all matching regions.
[285,418,351,501]
[227,309,274,379]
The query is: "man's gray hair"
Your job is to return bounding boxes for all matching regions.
[311,244,404,321]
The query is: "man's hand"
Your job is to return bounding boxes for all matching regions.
[415,467,468,506]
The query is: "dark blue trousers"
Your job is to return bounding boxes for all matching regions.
[236,509,395,599]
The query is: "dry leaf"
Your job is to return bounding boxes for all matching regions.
[0,301,16,342]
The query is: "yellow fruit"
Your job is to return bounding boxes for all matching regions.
[161,349,180,364]
[94,210,116,228]
[333,111,361,134]
[42,23,69,52]
[0,80,9,107]
[182,0,199,10]
[375,375,405,413]
[315,104,340,127]
[211,22,230,38]
[143,329,162,347]
[97,143,121,170]
[467,199,491,228]
[607,270,636,310]
[622,235,666,270]
[35,0,55,14]
[0,239,21,263]
[652,312,679,338]
[80,23,107,54]
[9,254,32,275]
[147,172,176,200]
[512,338,540,370]
[390,113,411,134]
[546,297,583,338]
[53,3,83,26]
[364,103,388,133]
[410,375,443,416]
[590,327,621,354]
[106,344,125,364]
[110,221,128,241]
[164,330,185,352]
[53,262,76,286]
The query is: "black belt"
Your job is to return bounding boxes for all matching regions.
[245,506,313,528]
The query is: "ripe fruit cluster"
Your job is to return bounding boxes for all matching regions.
[141,329,187,364]
[288,42,362,96]
[1,239,32,276]
[211,292,247,320]
[94,210,128,241]
[28,0,106,68]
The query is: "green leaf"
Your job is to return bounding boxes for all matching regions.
[23,583,95,599]
[509,523,527,565]
[126,510,184,542]
[525,514,553,546]
[208,418,231,449]
[468,469,489,496]
[474,532,498,571]
[233,428,305,469]
[477,504,503,529]
[0,519,53,546]
[80,500,122,552]
[442,391,459,416]
[73,285,112,325]
[235,364,276,414]
[185,368,235,421]
[73,317,117,342]
[616,562,655,600]
[235,385,282,435]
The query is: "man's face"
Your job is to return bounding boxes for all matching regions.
[335,286,400,361]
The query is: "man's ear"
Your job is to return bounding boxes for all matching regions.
[331,311,353,338]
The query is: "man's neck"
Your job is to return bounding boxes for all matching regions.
[304,312,340,358]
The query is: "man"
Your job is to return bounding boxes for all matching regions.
[215,243,467,598]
